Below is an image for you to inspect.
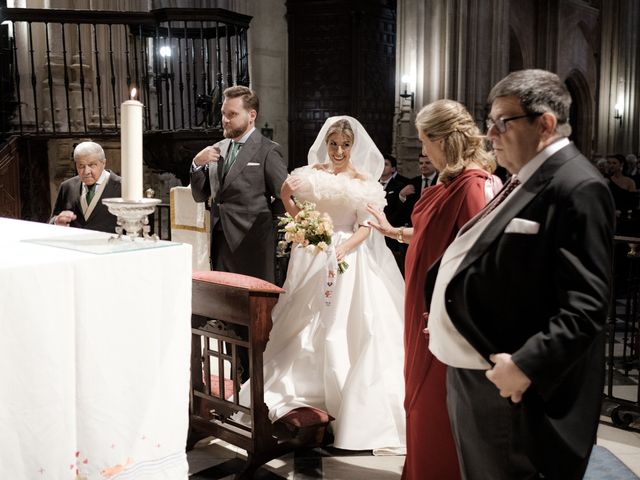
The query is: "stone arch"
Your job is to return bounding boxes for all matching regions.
[577,20,598,56]
[509,27,524,71]
[565,69,593,157]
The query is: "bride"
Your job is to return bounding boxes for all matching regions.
[237,116,405,451]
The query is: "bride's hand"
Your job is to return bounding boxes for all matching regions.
[335,244,347,263]
[366,203,395,237]
[281,175,301,199]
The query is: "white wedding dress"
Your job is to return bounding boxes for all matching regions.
[236,166,406,451]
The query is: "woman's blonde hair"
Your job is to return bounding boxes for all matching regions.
[415,99,495,185]
[324,119,355,144]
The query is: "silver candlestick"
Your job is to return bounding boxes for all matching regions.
[102,197,161,240]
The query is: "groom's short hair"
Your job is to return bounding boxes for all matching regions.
[223,85,259,114]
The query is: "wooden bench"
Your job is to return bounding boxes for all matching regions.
[188,270,333,479]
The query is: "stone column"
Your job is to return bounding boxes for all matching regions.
[41,21,84,132]
[395,0,448,175]
[596,0,639,155]
[620,0,640,155]
[237,0,289,161]
[394,0,506,175]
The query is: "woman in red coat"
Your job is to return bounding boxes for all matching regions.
[369,99,497,479]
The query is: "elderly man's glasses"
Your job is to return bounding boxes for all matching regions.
[486,113,542,134]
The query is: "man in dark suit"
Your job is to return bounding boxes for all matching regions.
[426,69,614,479]
[399,153,438,226]
[50,141,121,233]
[190,85,288,284]
[379,154,409,271]
[191,86,287,383]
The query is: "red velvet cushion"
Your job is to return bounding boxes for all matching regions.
[277,407,334,428]
[209,375,235,400]
[193,270,285,294]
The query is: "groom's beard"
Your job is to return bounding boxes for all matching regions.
[224,119,249,139]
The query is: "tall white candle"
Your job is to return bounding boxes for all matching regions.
[121,92,144,201]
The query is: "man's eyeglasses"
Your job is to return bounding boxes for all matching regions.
[486,113,542,134]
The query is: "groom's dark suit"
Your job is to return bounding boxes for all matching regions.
[190,129,287,283]
[426,143,614,479]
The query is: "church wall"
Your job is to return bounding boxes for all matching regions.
[508,0,537,69]
[6,0,639,219]
[557,1,599,156]
[556,2,599,87]
[235,0,289,162]
[597,0,639,156]
[393,0,639,175]
[8,0,289,220]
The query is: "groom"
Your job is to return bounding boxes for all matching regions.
[191,86,287,383]
[190,86,287,284]
[426,69,614,479]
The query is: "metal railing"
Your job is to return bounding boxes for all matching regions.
[605,236,640,430]
[0,5,251,137]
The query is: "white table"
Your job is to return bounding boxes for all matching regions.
[0,218,192,479]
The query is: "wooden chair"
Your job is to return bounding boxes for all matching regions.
[188,271,333,479]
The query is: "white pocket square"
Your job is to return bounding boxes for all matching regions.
[504,218,540,234]
[247,162,260,166]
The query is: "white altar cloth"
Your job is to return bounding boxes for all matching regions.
[0,218,192,480]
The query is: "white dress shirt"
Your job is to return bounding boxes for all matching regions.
[380,171,398,189]
[423,172,437,189]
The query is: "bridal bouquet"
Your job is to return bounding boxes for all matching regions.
[278,200,349,273]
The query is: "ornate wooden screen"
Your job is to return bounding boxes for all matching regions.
[286,0,396,170]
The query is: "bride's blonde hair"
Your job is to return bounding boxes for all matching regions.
[415,99,495,185]
[324,119,354,144]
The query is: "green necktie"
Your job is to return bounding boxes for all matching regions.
[86,184,97,204]
[223,141,243,176]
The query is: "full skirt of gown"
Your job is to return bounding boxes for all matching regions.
[236,167,406,451]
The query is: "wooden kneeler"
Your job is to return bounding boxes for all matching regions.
[188,271,333,479]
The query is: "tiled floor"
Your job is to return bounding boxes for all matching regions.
[595,294,640,476]
[187,420,640,479]
[598,422,640,475]
[189,377,640,478]
[188,439,405,479]
[188,298,640,479]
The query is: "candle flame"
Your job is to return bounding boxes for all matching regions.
[130,88,137,100]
